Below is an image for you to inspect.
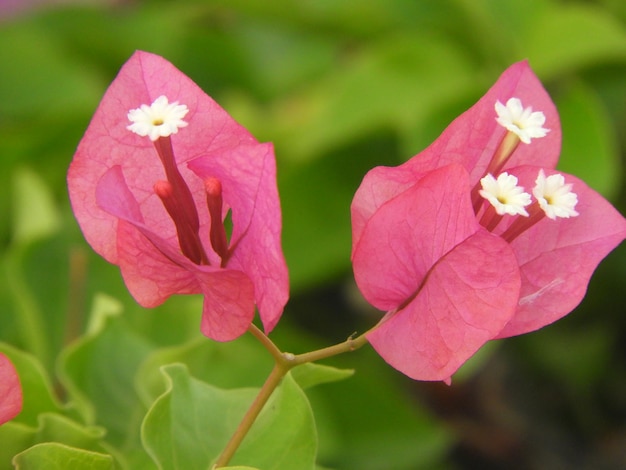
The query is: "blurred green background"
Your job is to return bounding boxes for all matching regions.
[1,0,625,469]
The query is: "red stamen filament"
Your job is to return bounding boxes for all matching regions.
[152,136,209,265]
[501,204,545,243]
[205,177,230,266]
[479,204,504,232]
[154,180,209,264]
[153,136,201,235]
[472,131,521,213]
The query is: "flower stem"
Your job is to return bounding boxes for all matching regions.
[213,326,371,468]
[213,362,288,468]
[292,332,369,365]
[247,323,284,362]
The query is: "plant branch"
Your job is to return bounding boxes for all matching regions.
[214,325,372,467]
[213,362,287,469]
[291,332,369,365]
[247,323,283,362]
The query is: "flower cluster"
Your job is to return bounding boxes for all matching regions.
[68,52,624,385]
[351,61,626,382]
[68,51,289,341]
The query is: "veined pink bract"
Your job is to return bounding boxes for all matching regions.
[0,353,22,425]
[68,51,288,341]
[351,61,626,382]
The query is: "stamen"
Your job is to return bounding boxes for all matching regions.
[500,171,580,242]
[127,95,188,141]
[154,180,208,265]
[501,204,545,243]
[479,204,504,232]
[472,98,550,211]
[533,170,579,220]
[479,173,531,217]
[495,98,550,144]
[153,136,201,236]
[205,177,229,265]
[127,97,209,266]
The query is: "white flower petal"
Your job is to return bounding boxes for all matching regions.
[495,97,550,144]
[127,95,189,141]
[479,172,532,216]
[533,169,579,219]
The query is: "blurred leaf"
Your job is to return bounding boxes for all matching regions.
[222,467,259,470]
[0,21,104,118]
[290,362,354,390]
[135,334,272,406]
[0,343,62,427]
[13,443,114,470]
[272,33,476,163]
[524,4,626,78]
[142,364,317,470]
[555,81,621,198]
[231,21,337,99]
[0,411,118,467]
[34,413,106,452]
[0,421,36,468]
[521,325,616,391]
[11,167,61,246]
[57,294,152,446]
[279,134,392,291]
[453,0,546,63]
[311,347,453,470]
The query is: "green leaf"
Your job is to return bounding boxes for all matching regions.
[231,373,316,470]
[0,421,36,468]
[142,364,317,470]
[309,347,453,469]
[57,294,152,446]
[0,343,62,427]
[0,411,120,468]
[13,443,114,470]
[221,467,259,470]
[290,362,354,390]
[135,334,272,406]
[11,167,61,246]
[34,413,107,451]
[555,81,621,198]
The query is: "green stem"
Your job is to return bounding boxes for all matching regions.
[247,323,283,363]
[213,362,288,468]
[291,332,369,365]
[213,326,371,468]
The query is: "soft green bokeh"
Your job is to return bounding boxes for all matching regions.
[1,0,625,469]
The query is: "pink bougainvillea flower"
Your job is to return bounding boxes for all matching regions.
[68,51,288,341]
[352,60,626,382]
[0,352,22,425]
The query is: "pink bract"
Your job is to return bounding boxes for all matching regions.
[352,60,626,381]
[68,51,288,341]
[0,353,22,425]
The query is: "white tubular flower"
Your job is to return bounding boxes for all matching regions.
[533,169,579,220]
[495,97,549,144]
[479,172,532,216]
[127,95,189,141]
